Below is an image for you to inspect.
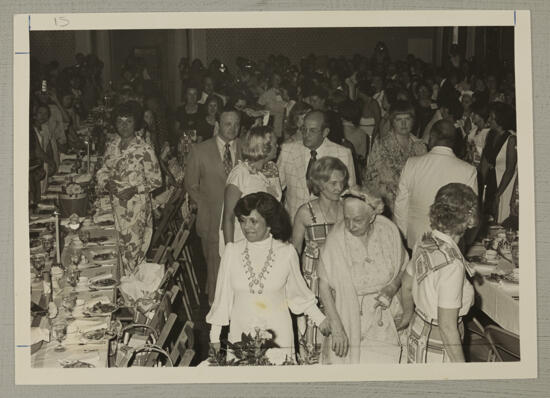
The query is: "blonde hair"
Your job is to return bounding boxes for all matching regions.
[241,126,274,162]
[307,156,349,196]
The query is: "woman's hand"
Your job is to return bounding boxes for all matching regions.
[395,311,413,332]
[318,317,331,337]
[375,281,399,310]
[330,321,349,357]
[116,186,138,202]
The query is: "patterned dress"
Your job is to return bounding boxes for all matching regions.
[96,135,162,275]
[363,131,427,215]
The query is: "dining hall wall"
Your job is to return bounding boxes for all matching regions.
[202,27,437,72]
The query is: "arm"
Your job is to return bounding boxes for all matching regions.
[222,184,242,245]
[345,148,357,187]
[398,270,415,331]
[393,165,410,237]
[438,307,465,362]
[318,275,349,357]
[290,205,307,254]
[276,146,288,191]
[183,145,202,205]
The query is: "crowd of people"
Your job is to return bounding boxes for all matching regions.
[29,40,519,364]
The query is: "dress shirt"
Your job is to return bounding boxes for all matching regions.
[216,135,237,168]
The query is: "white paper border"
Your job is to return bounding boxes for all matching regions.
[13,9,537,385]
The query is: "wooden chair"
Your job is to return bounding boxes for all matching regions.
[144,313,181,366]
[150,187,186,249]
[169,321,195,367]
[485,325,520,362]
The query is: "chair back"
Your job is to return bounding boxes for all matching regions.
[485,325,520,362]
[169,321,195,367]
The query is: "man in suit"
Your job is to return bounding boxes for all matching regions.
[278,110,356,223]
[184,109,241,305]
[394,119,478,250]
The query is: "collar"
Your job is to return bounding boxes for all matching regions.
[216,135,235,149]
[430,146,455,156]
[304,138,328,155]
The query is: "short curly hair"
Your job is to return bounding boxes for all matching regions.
[429,183,479,236]
[241,126,274,162]
[234,192,292,242]
[112,100,144,131]
[307,156,349,196]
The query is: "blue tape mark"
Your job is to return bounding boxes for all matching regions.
[15,52,29,54]
[29,15,31,31]
[16,345,30,348]
[514,10,516,25]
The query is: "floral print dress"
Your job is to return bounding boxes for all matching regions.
[96,135,162,274]
[363,132,427,215]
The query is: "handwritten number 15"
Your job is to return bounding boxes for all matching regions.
[54,17,69,27]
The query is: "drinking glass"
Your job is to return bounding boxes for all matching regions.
[52,319,68,352]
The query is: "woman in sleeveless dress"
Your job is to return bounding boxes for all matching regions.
[291,157,349,355]
[480,102,517,223]
[219,126,281,256]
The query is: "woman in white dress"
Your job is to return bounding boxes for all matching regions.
[480,102,517,223]
[219,126,282,256]
[207,192,329,359]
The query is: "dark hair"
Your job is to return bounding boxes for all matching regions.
[489,102,516,131]
[439,97,464,121]
[338,100,362,126]
[471,101,490,121]
[234,192,292,242]
[430,120,458,148]
[112,100,144,131]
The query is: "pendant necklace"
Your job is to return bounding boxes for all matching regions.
[242,237,275,294]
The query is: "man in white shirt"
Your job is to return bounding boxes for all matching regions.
[394,120,477,249]
[277,110,356,223]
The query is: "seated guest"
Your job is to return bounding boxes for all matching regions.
[277,110,356,223]
[400,183,478,363]
[96,101,162,275]
[394,120,478,250]
[318,186,409,364]
[363,100,427,216]
[207,192,329,359]
[196,95,223,142]
[220,126,281,253]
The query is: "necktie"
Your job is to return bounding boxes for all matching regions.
[306,150,317,192]
[223,143,233,175]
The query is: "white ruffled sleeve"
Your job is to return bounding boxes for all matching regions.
[205,243,235,343]
[284,245,326,326]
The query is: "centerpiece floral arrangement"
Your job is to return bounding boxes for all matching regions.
[208,327,321,366]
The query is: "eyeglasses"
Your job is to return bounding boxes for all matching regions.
[300,126,322,135]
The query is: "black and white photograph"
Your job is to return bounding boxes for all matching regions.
[13,10,536,384]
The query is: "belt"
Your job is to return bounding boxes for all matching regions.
[414,309,463,327]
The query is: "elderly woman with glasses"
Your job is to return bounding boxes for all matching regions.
[399,183,478,363]
[317,186,409,364]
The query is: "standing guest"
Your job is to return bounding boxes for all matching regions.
[207,192,329,360]
[29,126,46,205]
[339,99,369,168]
[412,81,436,138]
[394,120,478,250]
[185,110,242,305]
[96,101,163,275]
[283,101,312,143]
[356,80,381,150]
[175,84,202,137]
[479,102,517,223]
[220,126,281,253]
[258,72,287,138]
[363,101,427,216]
[291,157,349,352]
[400,183,478,363]
[31,104,58,193]
[277,110,356,223]
[196,95,223,142]
[466,100,491,168]
[318,187,409,364]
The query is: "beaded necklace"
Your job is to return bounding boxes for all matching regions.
[242,237,275,294]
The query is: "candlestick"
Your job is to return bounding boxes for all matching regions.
[53,210,61,264]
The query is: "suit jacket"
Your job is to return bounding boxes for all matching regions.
[394,146,478,249]
[277,138,356,223]
[184,137,242,242]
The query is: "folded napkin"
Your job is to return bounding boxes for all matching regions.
[29,216,56,225]
[47,184,63,193]
[67,317,109,335]
[119,262,164,302]
[60,153,78,162]
[499,280,519,296]
[41,193,59,200]
[31,316,51,344]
